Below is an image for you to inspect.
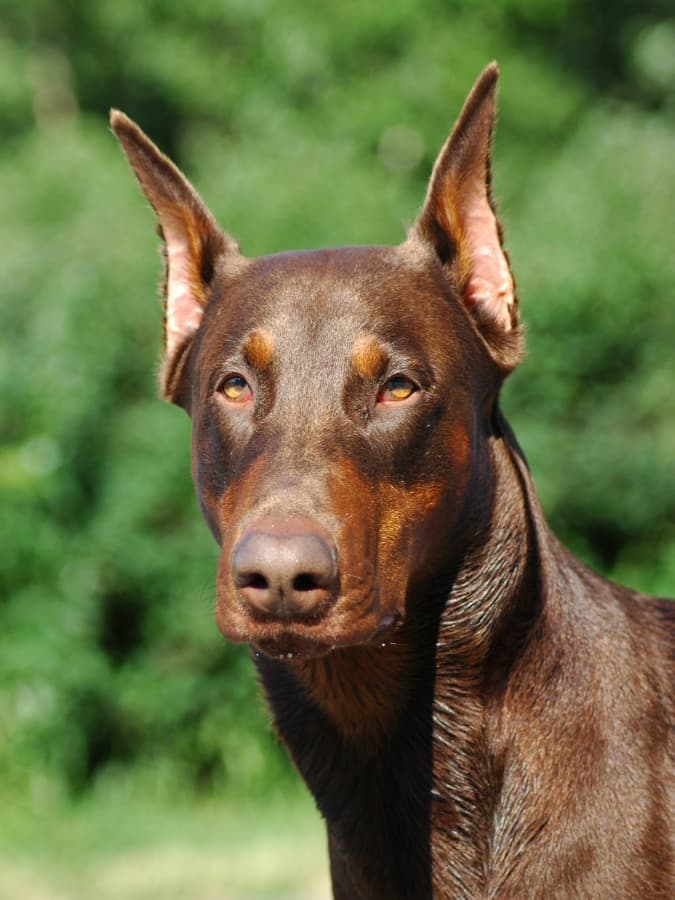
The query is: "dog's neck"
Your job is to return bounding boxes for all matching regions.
[256,412,548,741]
[255,418,548,896]
[277,418,541,740]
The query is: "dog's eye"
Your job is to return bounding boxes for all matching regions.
[378,376,418,404]
[219,374,252,403]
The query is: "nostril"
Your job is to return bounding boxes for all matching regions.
[236,572,269,591]
[292,573,324,593]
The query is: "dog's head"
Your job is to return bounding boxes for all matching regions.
[112,63,523,659]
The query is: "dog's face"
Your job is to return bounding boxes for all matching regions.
[112,63,523,659]
[189,245,492,658]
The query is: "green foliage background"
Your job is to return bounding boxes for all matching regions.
[1,0,674,808]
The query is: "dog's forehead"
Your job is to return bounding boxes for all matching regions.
[212,243,460,356]
[245,248,376,337]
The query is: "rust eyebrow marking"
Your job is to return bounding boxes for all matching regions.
[351,335,389,380]
[243,329,275,370]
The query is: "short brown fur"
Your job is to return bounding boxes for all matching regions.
[111,64,673,899]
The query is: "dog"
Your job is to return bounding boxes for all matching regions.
[111,63,673,898]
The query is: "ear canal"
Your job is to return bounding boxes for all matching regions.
[110,110,241,400]
[415,63,523,372]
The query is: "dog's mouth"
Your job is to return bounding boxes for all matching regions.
[252,634,333,661]
[249,611,400,661]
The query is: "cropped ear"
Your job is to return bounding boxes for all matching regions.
[414,63,523,372]
[110,110,242,401]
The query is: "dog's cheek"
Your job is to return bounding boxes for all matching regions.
[326,458,382,615]
[213,453,284,636]
[326,457,439,622]
[190,411,238,544]
[379,419,475,588]
[377,481,447,599]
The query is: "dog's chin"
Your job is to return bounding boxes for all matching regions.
[248,612,401,662]
[251,634,335,661]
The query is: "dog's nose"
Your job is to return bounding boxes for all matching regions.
[232,517,338,621]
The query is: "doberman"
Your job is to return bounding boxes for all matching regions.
[111,64,673,898]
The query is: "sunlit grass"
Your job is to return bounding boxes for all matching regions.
[0,784,329,899]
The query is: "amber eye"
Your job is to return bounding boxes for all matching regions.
[219,374,252,403]
[378,376,418,404]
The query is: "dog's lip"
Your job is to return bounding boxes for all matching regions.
[250,610,402,661]
[373,610,399,637]
[251,634,333,661]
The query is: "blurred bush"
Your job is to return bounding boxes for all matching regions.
[0,0,673,800]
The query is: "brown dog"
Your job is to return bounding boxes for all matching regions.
[111,64,673,898]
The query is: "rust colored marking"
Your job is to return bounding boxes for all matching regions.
[351,335,389,380]
[290,458,453,744]
[295,642,413,743]
[448,420,472,472]
[243,328,276,371]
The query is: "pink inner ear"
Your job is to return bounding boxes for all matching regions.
[462,195,515,332]
[164,224,205,360]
